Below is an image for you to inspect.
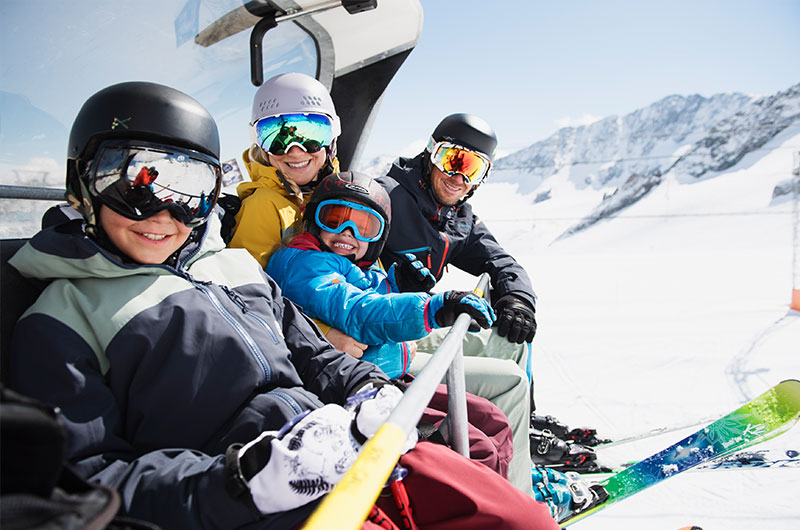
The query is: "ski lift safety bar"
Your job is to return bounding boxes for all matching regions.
[302,273,490,530]
[0,185,65,201]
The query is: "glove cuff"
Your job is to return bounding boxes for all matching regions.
[238,433,274,482]
[224,443,251,499]
[493,293,535,313]
[423,299,435,331]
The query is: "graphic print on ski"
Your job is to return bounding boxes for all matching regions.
[559,379,800,526]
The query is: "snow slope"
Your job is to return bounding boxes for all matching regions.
[437,120,800,528]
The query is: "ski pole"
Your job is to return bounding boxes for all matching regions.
[388,466,419,530]
[368,504,402,530]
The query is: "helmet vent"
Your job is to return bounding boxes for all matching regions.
[300,95,324,107]
[257,98,280,114]
[344,183,368,193]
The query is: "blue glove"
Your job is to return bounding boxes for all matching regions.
[388,252,436,293]
[426,290,496,332]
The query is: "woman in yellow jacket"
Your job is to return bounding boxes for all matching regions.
[229,72,374,356]
[229,72,341,268]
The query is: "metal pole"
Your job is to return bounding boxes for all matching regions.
[0,185,65,201]
[444,339,469,457]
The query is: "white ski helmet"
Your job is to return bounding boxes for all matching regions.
[250,72,341,138]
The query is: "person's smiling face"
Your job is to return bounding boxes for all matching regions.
[99,207,192,264]
[319,227,367,261]
[430,166,475,206]
[267,145,326,186]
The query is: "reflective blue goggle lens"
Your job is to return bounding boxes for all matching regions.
[254,113,334,155]
[315,199,385,242]
[88,141,221,227]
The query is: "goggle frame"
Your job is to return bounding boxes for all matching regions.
[252,112,334,156]
[314,199,385,243]
[86,140,221,228]
[428,138,492,186]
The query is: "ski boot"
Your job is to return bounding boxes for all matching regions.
[531,465,609,522]
[531,413,611,447]
[529,428,610,473]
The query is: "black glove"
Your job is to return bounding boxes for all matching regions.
[427,291,496,332]
[493,294,537,343]
[389,252,437,293]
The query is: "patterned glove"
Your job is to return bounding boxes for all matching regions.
[493,294,537,343]
[346,383,417,454]
[388,252,437,293]
[426,290,496,332]
[237,405,360,514]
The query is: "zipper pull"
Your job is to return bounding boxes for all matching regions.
[221,285,248,313]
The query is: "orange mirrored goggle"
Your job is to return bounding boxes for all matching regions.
[428,139,491,185]
[315,199,385,242]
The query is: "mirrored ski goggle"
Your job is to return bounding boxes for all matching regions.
[428,139,492,185]
[315,199,385,242]
[253,112,334,156]
[87,141,221,228]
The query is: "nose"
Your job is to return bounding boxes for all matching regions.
[286,145,307,156]
[446,172,468,185]
[148,209,174,222]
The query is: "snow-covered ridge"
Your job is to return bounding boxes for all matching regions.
[557,83,800,238]
[492,91,755,194]
[669,83,800,180]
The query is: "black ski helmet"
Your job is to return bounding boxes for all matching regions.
[423,113,497,205]
[66,81,221,226]
[304,171,391,265]
[430,113,498,162]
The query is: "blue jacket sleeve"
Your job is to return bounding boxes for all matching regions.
[268,248,431,345]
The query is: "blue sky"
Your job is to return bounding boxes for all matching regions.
[360,0,800,161]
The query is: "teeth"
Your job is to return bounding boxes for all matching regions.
[333,242,354,250]
[140,233,168,241]
[287,160,311,168]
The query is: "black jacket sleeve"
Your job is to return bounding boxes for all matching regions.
[449,214,536,310]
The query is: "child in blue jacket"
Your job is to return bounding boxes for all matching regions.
[267,171,495,378]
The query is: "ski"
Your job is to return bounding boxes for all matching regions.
[578,448,800,480]
[595,415,721,449]
[698,448,799,469]
[558,379,800,527]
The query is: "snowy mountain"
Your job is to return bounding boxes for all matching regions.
[357,154,398,182]
[492,91,754,194]
[491,83,800,240]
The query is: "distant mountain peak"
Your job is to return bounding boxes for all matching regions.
[492,90,755,194]
[553,82,800,238]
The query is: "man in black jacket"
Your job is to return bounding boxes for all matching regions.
[377,113,538,496]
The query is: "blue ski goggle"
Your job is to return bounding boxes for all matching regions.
[253,112,334,155]
[314,199,385,242]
